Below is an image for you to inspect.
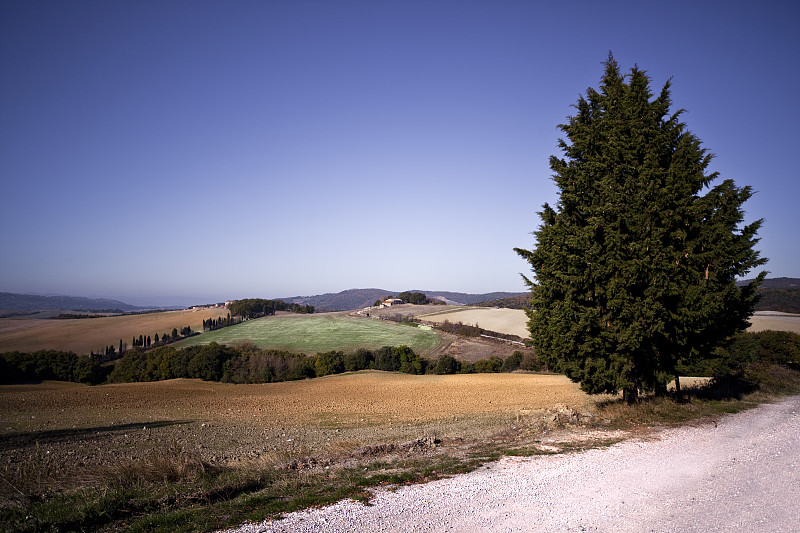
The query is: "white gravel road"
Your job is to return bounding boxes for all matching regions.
[223,395,800,532]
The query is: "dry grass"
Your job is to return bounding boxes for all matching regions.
[0,308,229,354]
[747,312,800,334]
[96,441,212,488]
[419,307,530,338]
[415,307,800,340]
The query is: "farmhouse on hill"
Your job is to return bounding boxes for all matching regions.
[382,298,404,307]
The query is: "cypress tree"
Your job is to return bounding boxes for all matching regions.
[515,54,766,403]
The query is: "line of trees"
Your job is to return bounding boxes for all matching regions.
[104,343,543,383]
[106,343,431,384]
[130,326,194,350]
[203,314,241,332]
[432,351,542,375]
[0,351,109,385]
[227,299,314,319]
[2,329,797,388]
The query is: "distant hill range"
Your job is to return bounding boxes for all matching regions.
[740,277,800,290]
[0,292,142,313]
[283,288,528,312]
[738,277,800,314]
[473,294,531,309]
[476,277,800,314]
[3,277,797,315]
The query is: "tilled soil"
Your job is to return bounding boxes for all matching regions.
[0,372,597,484]
[224,395,800,533]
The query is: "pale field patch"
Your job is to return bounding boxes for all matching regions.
[419,308,800,339]
[747,311,800,334]
[419,307,530,338]
[0,308,231,354]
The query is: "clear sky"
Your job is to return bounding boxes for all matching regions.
[1,1,798,307]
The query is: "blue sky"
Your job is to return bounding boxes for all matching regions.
[1,1,798,307]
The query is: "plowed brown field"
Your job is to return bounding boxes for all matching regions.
[0,372,598,470]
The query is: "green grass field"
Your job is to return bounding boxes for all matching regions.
[176,313,443,355]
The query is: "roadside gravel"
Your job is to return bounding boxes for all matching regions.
[222,395,800,532]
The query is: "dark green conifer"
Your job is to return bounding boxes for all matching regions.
[515,54,766,403]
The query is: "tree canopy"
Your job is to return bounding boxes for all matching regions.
[227,298,314,318]
[515,54,766,403]
[397,291,430,305]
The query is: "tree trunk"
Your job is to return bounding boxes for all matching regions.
[624,381,640,405]
[675,375,688,404]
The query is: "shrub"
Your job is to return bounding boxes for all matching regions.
[108,349,148,383]
[520,352,543,372]
[187,342,235,381]
[315,351,345,376]
[373,346,400,371]
[435,354,460,375]
[473,356,503,373]
[345,349,374,372]
[1,350,106,384]
[752,330,800,367]
[286,355,316,380]
[396,345,424,374]
[502,351,524,372]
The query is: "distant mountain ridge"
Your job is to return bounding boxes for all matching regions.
[0,292,142,312]
[739,277,800,314]
[3,278,796,314]
[283,288,528,311]
[284,281,800,313]
[740,277,800,290]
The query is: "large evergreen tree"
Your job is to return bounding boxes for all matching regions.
[515,55,766,403]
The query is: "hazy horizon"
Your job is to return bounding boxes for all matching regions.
[2,2,798,305]
[5,286,530,309]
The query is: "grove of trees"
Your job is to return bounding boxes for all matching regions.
[397,292,430,305]
[516,55,766,403]
[227,299,314,319]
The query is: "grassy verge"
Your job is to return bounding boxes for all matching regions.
[3,366,799,532]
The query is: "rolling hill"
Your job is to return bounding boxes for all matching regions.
[282,289,528,311]
[0,292,142,312]
[738,278,800,314]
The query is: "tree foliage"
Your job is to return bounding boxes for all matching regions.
[0,351,108,385]
[516,55,766,403]
[227,299,314,319]
[397,292,430,305]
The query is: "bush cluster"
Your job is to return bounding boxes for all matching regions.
[203,314,241,332]
[105,343,432,384]
[0,351,109,385]
[680,329,800,378]
[433,351,541,375]
[227,299,314,319]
